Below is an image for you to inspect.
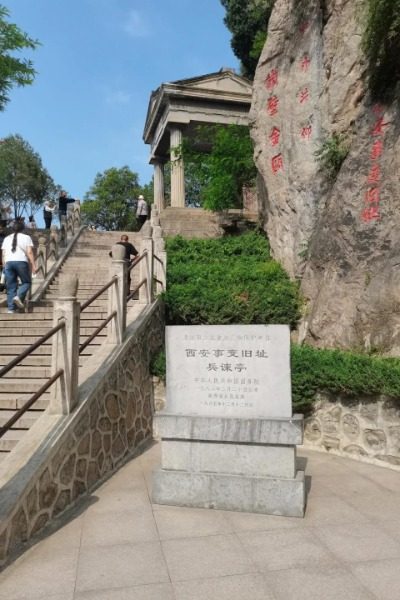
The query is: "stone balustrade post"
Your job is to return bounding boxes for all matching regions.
[60,216,67,248]
[139,237,153,304]
[48,226,59,263]
[73,199,81,230]
[152,227,165,294]
[108,244,127,344]
[170,127,185,208]
[66,211,74,239]
[49,275,80,415]
[36,235,47,280]
[154,237,167,294]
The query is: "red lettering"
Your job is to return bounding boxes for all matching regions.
[267,95,279,116]
[361,205,380,222]
[300,55,311,72]
[365,188,380,204]
[265,68,278,90]
[300,125,312,140]
[372,117,389,136]
[367,164,380,184]
[271,153,284,174]
[370,139,383,160]
[299,21,310,34]
[269,126,281,146]
[298,87,309,104]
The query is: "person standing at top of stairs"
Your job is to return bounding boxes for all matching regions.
[1,221,37,314]
[136,195,148,228]
[58,191,78,221]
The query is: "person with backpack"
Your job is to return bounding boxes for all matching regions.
[1,221,37,313]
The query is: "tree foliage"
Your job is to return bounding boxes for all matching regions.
[0,4,39,111]
[81,166,142,231]
[362,0,400,98]
[0,134,56,219]
[220,0,274,78]
[181,124,256,211]
[315,134,349,181]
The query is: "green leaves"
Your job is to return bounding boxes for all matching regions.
[163,233,302,327]
[181,124,257,212]
[81,166,142,231]
[291,344,400,412]
[315,134,349,181]
[0,134,55,218]
[0,5,40,111]
[362,0,400,98]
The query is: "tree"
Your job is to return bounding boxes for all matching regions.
[81,166,143,231]
[0,4,40,111]
[0,134,56,219]
[362,0,400,98]
[220,0,274,78]
[181,124,257,212]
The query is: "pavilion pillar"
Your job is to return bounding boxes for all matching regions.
[170,127,185,208]
[154,160,165,212]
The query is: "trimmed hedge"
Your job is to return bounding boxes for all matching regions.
[292,344,400,412]
[163,233,301,327]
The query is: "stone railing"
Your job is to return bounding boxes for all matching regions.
[0,224,167,564]
[303,392,400,470]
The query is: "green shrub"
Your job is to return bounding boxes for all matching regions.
[315,134,349,181]
[150,350,166,381]
[163,233,301,328]
[292,344,400,413]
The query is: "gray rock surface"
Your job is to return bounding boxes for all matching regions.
[251,0,400,352]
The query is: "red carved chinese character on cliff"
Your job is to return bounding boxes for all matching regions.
[367,164,381,184]
[298,88,309,104]
[299,21,310,34]
[269,126,280,146]
[300,55,311,72]
[370,139,383,160]
[365,188,380,204]
[271,153,284,174]
[361,205,380,222]
[265,69,278,90]
[300,125,312,140]
[267,95,279,116]
[372,117,389,137]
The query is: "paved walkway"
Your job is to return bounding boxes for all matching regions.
[1,444,400,600]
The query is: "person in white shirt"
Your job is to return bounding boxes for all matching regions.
[1,221,37,313]
[136,195,148,228]
[43,200,56,229]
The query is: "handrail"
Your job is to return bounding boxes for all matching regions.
[153,254,163,266]
[0,321,66,379]
[128,250,147,273]
[80,276,118,312]
[0,369,64,439]
[79,310,117,354]
[126,278,146,302]
[153,277,163,288]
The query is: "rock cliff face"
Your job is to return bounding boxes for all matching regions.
[250,0,400,353]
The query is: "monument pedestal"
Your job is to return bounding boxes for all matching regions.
[153,413,306,517]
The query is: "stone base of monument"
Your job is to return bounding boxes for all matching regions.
[152,413,306,518]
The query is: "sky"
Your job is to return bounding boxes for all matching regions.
[2,0,239,202]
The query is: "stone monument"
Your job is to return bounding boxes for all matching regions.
[152,324,306,517]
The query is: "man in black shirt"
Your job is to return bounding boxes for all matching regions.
[58,191,77,218]
[109,235,138,294]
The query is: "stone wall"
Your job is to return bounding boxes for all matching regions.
[0,301,164,566]
[303,392,400,469]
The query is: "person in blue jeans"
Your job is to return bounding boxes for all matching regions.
[1,221,37,313]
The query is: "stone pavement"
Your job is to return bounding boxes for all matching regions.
[1,443,400,600]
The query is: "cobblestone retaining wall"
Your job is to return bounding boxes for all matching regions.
[0,302,164,565]
[303,393,400,469]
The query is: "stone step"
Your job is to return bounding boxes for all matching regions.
[0,409,42,429]
[0,379,53,393]
[0,345,52,356]
[0,431,20,452]
[0,366,51,378]
[0,393,49,410]
[0,355,51,367]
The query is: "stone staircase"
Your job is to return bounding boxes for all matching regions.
[0,229,142,459]
[160,207,223,239]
